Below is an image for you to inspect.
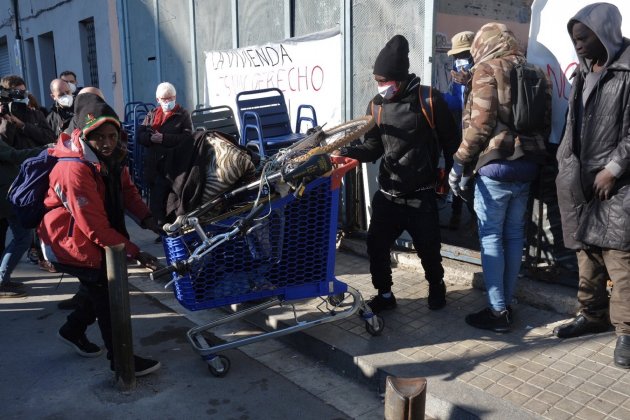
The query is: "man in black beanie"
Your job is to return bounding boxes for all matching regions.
[336,34,458,313]
[38,93,163,376]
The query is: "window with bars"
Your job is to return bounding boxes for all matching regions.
[80,18,99,87]
[0,37,10,77]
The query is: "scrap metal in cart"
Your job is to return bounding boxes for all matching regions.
[151,116,384,377]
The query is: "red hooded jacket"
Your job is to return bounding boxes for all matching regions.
[38,130,150,269]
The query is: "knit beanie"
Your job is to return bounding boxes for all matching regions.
[74,93,120,137]
[373,35,410,81]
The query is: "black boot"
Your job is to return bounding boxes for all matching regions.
[428,281,446,310]
[614,335,630,369]
[367,293,397,314]
[553,314,611,338]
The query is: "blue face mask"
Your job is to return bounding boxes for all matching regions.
[160,100,176,112]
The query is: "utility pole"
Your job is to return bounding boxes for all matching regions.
[11,0,26,77]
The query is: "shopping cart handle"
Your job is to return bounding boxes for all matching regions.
[149,261,186,281]
[163,216,185,234]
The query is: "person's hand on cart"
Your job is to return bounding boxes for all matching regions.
[136,250,164,272]
[141,215,163,235]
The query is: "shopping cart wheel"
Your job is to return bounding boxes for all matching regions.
[327,293,345,306]
[365,315,384,336]
[207,355,231,377]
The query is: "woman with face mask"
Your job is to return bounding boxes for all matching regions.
[136,82,193,242]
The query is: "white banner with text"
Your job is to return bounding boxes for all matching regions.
[204,30,342,132]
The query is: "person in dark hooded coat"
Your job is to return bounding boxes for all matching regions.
[554,2,630,370]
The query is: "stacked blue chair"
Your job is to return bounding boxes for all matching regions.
[191,105,240,141]
[122,101,155,198]
[236,88,317,157]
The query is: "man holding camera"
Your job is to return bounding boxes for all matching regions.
[0,75,54,297]
[1,75,54,148]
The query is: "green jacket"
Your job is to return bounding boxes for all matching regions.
[0,139,44,218]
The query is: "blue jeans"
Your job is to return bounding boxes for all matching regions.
[0,215,33,284]
[474,176,531,312]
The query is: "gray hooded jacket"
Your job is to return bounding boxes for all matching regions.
[556,2,630,250]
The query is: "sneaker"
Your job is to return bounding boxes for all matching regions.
[57,328,103,358]
[465,308,511,333]
[507,305,514,324]
[367,293,397,314]
[428,281,446,310]
[38,260,57,273]
[0,283,26,298]
[110,355,161,377]
[27,248,40,264]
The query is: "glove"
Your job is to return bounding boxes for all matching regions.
[448,162,472,197]
[451,69,471,85]
[141,216,162,235]
[136,251,164,272]
[150,132,163,144]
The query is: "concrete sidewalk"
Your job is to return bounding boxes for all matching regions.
[7,219,628,419]
[127,221,630,420]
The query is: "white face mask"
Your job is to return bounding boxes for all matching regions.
[57,94,74,108]
[378,83,398,100]
[454,58,471,72]
[160,100,176,112]
[66,82,77,94]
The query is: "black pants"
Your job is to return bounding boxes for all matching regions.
[54,263,113,354]
[148,174,168,225]
[367,190,444,293]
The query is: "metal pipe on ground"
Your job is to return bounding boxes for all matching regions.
[106,244,136,390]
[384,376,427,420]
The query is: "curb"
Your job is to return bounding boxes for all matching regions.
[339,237,579,316]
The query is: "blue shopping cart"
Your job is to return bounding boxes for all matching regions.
[154,156,382,376]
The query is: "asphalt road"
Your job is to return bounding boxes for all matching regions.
[0,263,351,420]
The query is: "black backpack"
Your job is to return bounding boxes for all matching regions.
[510,62,548,134]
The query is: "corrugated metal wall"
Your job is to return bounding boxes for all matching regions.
[157,0,192,108]
[0,37,11,77]
[193,0,232,107]
[238,0,285,46]
[351,0,429,118]
[294,0,341,36]
[126,0,158,104]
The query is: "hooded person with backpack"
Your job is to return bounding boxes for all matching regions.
[37,93,163,376]
[449,23,550,333]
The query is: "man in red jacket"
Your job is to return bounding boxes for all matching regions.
[38,93,163,377]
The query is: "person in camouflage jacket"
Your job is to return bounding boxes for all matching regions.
[449,22,550,333]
